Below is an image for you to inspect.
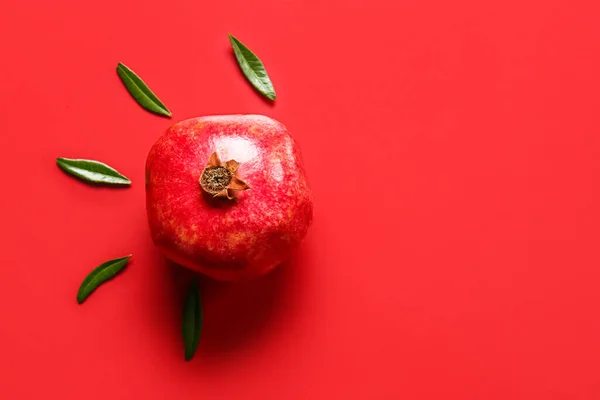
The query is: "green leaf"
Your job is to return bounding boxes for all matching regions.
[182,279,202,361]
[229,34,276,101]
[56,158,131,186]
[116,62,172,117]
[77,255,132,304]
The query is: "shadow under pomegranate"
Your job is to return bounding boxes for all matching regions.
[159,253,301,360]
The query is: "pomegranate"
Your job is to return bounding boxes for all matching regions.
[145,115,313,281]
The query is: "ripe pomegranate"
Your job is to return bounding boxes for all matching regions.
[145,115,313,281]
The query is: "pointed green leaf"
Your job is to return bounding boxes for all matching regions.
[116,62,172,117]
[56,158,131,186]
[182,279,202,361]
[229,34,276,101]
[77,255,132,304]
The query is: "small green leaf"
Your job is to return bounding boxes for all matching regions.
[182,279,202,361]
[77,255,132,304]
[116,62,172,117]
[56,158,131,186]
[229,34,276,101]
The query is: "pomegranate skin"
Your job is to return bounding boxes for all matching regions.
[145,115,313,281]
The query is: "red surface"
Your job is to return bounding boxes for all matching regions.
[1,0,600,398]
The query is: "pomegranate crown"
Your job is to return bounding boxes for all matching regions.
[199,152,250,200]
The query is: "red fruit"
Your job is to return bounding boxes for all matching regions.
[145,115,313,281]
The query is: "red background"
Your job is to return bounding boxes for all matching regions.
[1,0,600,398]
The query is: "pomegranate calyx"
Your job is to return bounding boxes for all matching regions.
[199,152,250,199]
